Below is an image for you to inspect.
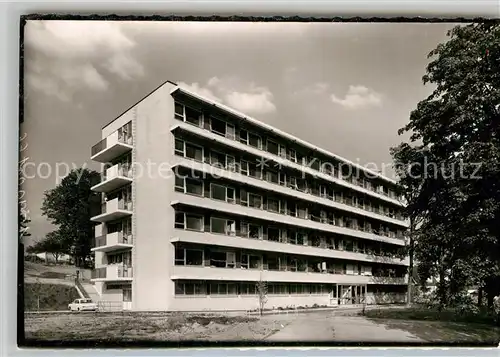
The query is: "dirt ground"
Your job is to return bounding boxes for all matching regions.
[24,310,500,344]
[24,313,284,341]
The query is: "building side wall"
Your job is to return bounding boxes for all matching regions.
[133,82,177,311]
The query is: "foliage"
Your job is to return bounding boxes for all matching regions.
[256,277,268,316]
[26,231,69,264]
[364,306,496,326]
[391,23,500,309]
[41,168,100,267]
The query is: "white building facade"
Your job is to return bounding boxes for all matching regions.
[90,80,410,312]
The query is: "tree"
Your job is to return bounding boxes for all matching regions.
[395,23,500,309]
[256,275,268,316]
[390,143,427,305]
[41,168,101,268]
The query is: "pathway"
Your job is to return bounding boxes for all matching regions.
[265,312,423,342]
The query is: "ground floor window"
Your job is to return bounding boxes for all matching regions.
[173,280,335,296]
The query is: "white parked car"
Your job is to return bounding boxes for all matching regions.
[68,298,99,312]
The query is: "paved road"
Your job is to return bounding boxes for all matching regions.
[265,312,423,342]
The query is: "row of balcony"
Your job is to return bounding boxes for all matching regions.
[172,120,402,207]
[90,263,405,285]
[172,157,407,228]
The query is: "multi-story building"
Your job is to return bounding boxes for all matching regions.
[89,80,409,312]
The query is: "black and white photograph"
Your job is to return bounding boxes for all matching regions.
[18,18,500,347]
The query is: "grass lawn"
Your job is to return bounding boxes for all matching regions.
[363,307,500,343]
[25,283,79,311]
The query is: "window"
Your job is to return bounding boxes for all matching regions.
[175,248,203,266]
[279,144,287,158]
[185,178,203,196]
[174,176,184,192]
[240,160,249,176]
[266,198,279,213]
[185,143,203,161]
[240,189,248,206]
[239,129,248,145]
[248,193,263,209]
[210,183,235,203]
[174,212,203,231]
[174,102,184,120]
[226,123,235,140]
[288,148,297,163]
[210,217,236,235]
[210,151,226,167]
[266,170,279,184]
[249,132,261,149]
[249,255,261,269]
[288,176,298,189]
[279,200,287,215]
[278,172,286,186]
[266,140,279,155]
[209,251,236,269]
[210,282,238,295]
[241,222,261,239]
[240,283,257,295]
[210,117,227,136]
[296,205,308,219]
[226,155,236,171]
[185,107,202,127]
[175,212,185,229]
[294,231,306,245]
[267,227,280,242]
[175,138,184,156]
[175,281,206,295]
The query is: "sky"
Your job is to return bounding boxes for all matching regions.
[21,20,456,244]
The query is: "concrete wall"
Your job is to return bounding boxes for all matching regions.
[133,81,178,310]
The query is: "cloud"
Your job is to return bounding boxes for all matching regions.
[330,85,383,109]
[179,77,276,115]
[24,20,144,101]
[294,82,331,96]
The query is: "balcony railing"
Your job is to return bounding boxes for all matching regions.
[91,267,107,279]
[93,232,133,248]
[100,200,133,214]
[102,163,132,180]
[91,265,133,280]
[175,154,407,224]
[91,138,107,157]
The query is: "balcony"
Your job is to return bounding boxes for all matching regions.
[91,131,133,163]
[171,121,403,207]
[91,164,133,193]
[171,192,405,246]
[171,157,408,228]
[90,198,133,223]
[171,229,409,266]
[91,231,134,253]
[91,264,133,282]
[171,266,407,285]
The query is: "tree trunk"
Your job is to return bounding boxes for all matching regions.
[407,217,414,306]
[478,287,483,307]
